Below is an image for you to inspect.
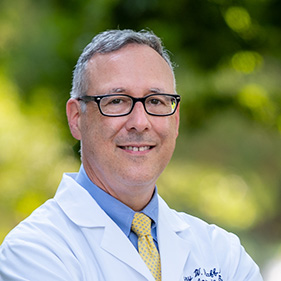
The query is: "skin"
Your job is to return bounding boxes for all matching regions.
[67,44,180,211]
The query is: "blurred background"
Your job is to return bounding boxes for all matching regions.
[0,0,280,279]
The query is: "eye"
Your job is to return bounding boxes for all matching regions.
[146,95,169,107]
[149,98,162,105]
[147,97,166,106]
[109,98,123,105]
[102,96,129,106]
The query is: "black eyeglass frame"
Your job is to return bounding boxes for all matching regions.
[77,93,181,117]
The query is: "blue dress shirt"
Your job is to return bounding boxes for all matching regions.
[75,165,159,251]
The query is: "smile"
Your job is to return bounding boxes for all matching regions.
[121,146,152,152]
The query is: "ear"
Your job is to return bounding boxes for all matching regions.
[66,98,82,140]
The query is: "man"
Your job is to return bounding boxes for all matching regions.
[0,29,263,281]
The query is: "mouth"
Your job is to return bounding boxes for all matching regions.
[119,145,153,152]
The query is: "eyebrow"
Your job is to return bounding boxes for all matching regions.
[105,88,126,94]
[150,88,163,94]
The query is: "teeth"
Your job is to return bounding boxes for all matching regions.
[124,146,150,151]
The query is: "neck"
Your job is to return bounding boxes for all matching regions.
[83,161,156,211]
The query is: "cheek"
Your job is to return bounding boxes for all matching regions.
[156,117,179,142]
[82,116,122,150]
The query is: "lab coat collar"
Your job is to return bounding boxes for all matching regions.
[54,173,108,227]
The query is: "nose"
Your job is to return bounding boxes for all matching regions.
[125,101,151,132]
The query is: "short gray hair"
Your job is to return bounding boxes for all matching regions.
[70,29,175,99]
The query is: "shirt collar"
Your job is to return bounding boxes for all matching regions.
[75,165,159,237]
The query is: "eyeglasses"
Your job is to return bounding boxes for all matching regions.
[77,93,181,117]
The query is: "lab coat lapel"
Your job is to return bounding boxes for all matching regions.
[101,218,155,281]
[158,196,192,281]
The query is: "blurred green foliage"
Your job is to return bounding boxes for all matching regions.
[1,0,281,275]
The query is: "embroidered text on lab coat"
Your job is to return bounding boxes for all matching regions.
[184,267,223,281]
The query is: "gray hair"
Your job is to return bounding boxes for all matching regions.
[70,29,175,99]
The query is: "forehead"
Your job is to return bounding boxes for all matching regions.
[86,44,175,94]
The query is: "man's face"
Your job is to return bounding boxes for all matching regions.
[67,44,179,207]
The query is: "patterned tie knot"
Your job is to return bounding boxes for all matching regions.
[131,212,151,237]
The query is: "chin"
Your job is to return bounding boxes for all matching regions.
[120,170,159,188]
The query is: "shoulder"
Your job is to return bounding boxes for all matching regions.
[0,174,88,280]
[0,198,82,280]
[158,195,238,242]
[3,197,69,242]
[161,198,244,254]
[175,209,241,249]
[1,172,94,250]
[1,195,76,259]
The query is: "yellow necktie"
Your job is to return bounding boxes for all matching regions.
[131,212,161,281]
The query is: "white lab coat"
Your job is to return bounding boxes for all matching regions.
[0,173,263,281]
